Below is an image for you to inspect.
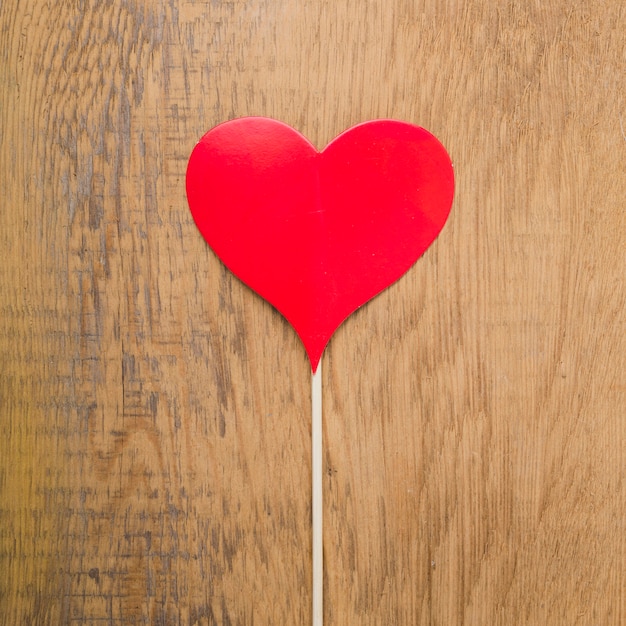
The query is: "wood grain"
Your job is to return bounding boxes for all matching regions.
[1,1,624,624]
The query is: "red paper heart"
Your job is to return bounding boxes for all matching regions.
[186,117,454,371]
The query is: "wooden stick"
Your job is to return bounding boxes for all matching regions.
[312,360,323,626]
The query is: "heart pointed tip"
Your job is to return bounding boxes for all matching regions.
[309,353,322,374]
[300,332,328,374]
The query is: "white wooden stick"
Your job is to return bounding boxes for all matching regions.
[312,360,323,626]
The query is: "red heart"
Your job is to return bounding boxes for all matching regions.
[186,117,454,371]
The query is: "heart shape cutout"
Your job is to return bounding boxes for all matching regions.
[186,117,454,371]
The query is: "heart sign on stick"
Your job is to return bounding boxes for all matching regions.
[186,117,454,626]
[186,117,454,371]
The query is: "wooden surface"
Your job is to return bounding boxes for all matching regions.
[1,1,624,624]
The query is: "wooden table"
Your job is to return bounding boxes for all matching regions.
[1,1,624,623]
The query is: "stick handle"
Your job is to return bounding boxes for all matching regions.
[312,362,323,626]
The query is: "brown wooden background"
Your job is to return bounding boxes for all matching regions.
[1,1,624,624]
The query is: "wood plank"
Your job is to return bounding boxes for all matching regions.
[1,1,624,624]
